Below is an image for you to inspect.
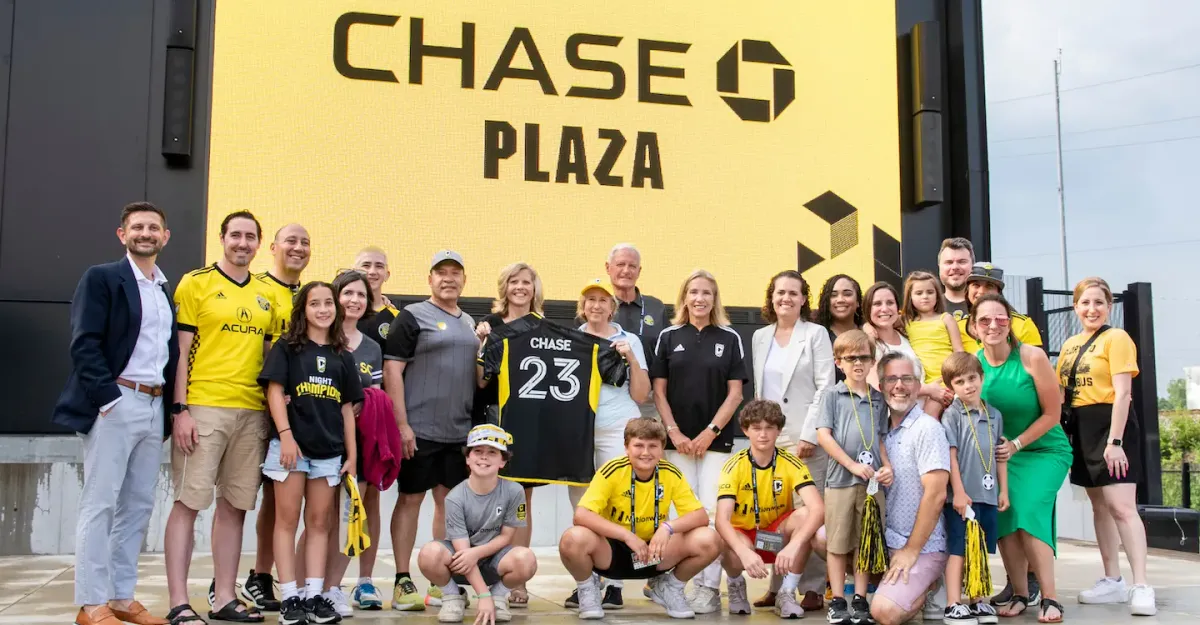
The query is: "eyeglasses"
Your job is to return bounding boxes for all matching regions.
[976,316,1011,328]
[840,355,873,364]
[882,375,919,386]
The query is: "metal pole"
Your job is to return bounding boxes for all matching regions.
[1054,51,1069,289]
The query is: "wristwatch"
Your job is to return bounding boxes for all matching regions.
[1109,438,1123,447]
[707,423,722,435]
[170,403,188,415]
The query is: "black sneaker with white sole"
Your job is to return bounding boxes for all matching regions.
[850,594,874,624]
[564,588,579,609]
[279,596,308,625]
[1026,573,1041,604]
[943,603,977,624]
[602,586,624,610]
[827,597,850,624]
[241,569,281,612]
[305,595,342,624]
[970,601,998,624]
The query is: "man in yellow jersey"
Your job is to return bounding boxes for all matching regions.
[164,211,279,625]
[354,246,398,351]
[560,417,721,620]
[216,223,310,614]
[957,263,1043,353]
[715,399,824,618]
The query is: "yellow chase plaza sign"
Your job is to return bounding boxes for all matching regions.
[206,1,901,306]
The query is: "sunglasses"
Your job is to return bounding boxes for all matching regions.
[839,355,874,364]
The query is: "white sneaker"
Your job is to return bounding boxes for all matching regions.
[493,593,512,622]
[1078,576,1129,605]
[438,593,466,623]
[647,575,696,619]
[577,577,605,620]
[923,578,946,620]
[1129,584,1156,616]
[326,586,353,618]
[775,589,805,619]
[688,584,721,614]
[727,576,752,615]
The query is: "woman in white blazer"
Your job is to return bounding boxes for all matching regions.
[750,270,836,610]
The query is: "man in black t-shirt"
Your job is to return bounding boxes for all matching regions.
[354,246,400,350]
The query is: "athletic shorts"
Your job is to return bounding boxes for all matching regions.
[397,438,468,494]
[437,540,514,586]
[942,503,998,557]
[594,538,672,580]
[734,509,795,564]
[1069,403,1141,488]
[171,405,269,511]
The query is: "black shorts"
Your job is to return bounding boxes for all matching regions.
[1069,403,1141,489]
[397,438,468,494]
[594,538,670,580]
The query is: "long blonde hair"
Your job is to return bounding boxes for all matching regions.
[492,262,545,317]
[671,270,730,327]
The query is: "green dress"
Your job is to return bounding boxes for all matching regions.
[979,347,1071,552]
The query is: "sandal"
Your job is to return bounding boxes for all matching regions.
[166,604,207,625]
[208,599,264,623]
[510,587,529,608]
[1038,598,1064,624]
[998,595,1030,618]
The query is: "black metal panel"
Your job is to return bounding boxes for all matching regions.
[1124,282,1162,506]
[0,0,155,302]
[0,301,73,434]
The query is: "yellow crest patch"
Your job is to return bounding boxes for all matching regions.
[516,503,527,521]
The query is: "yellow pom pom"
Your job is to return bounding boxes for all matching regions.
[856,493,889,574]
[963,517,992,599]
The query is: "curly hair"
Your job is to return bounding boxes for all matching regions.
[814,274,863,328]
[760,270,812,324]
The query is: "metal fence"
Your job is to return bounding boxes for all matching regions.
[1163,464,1199,511]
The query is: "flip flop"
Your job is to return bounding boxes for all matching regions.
[208,599,264,623]
[510,587,529,608]
[1038,598,1064,624]
[998,595,1030,618]
[166,604,207,625]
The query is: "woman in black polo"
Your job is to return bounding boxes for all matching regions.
[651,269,748,614]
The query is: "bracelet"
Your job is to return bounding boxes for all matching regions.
[474,591,492,599]
[1012,438,1023,452]
[663,521,675,535]
[278,428,291,435]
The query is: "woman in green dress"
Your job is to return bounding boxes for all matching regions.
[970,294,1071,623]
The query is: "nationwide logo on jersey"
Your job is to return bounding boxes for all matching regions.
[516,503,527,521]
[715,344,725,357]
[317,356,326,373]
[236,307,252,323]
[256,294,271,311]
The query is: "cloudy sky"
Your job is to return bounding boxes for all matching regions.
[982,0,1199,396]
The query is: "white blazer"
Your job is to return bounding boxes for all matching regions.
[752,320,836,446]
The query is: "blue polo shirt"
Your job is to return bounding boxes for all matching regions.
[579,323,647,429]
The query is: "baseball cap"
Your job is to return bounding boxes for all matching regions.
[466,424,513,452]
[430,249,464,271]
[967,262,1005,288]
[580,278,615,297]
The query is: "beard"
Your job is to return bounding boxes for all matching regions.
[126,238,162,258]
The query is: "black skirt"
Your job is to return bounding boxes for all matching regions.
[1069,403,1141,488]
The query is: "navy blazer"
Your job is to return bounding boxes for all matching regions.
[52,258,179,435]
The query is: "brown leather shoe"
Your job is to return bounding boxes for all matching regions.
[110,601,169,625]
[800,590,824,612]
[75,606,122,625]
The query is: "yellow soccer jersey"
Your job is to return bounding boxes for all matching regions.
[255,272,299,338]
[176,264,278,410]
[718,449,814,530]
[960,312,1043,354]
[578,456,703,541]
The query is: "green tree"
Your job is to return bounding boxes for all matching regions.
[1167,377,1188,411]
[1163,412,1200,464]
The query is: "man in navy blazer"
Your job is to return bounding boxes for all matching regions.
[54,202,177,625]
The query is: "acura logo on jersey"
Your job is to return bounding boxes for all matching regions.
[236,307,252,323]
[317,356,327,373]
[715,344,725,357]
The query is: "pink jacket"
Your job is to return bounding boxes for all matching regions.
[359,387,401,490]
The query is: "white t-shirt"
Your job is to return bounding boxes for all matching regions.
[578,323,647,429]
[760,338,793,403]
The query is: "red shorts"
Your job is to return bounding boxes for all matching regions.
[735,509,795,564]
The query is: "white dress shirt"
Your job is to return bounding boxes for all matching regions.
[101,255,171,412]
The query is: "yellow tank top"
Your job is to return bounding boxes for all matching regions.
[905,317,953,383]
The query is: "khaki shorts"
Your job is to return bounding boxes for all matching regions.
[823,484,885,556]
[171,405,269,511]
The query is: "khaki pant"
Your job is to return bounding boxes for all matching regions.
[171,405,268,511]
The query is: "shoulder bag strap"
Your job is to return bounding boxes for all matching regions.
[1064,325,1110,406]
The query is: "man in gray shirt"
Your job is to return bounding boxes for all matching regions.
[418,425,538,624]
[384,250,480,610]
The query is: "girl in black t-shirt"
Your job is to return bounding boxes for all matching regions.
[259,281,363,623]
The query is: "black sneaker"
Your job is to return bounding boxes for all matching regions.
[943,603,976,624]
[279,596,308,625]
[602,585,624,610]
[564,588,580,608]
[850,594,874,624]
[1027,573,1041,604]
[305,595,342,624]
[241,569,281,612]
[827,597,850,624]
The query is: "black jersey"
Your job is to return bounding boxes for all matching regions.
[479,314,629,486]
[358,301,399,359]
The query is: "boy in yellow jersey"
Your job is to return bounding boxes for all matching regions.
[164,211,279,625]
[958,263,1042,353]
[560,417,721,620]
[716,399,824,618]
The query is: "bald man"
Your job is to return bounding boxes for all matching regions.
[207,223,312,613]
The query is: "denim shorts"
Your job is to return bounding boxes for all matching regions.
[261,438,342,487]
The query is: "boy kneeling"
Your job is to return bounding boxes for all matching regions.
[559,417,721,620]
[417,425,537,625]
[716,399,825,619]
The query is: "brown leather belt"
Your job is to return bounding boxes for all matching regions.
[117,378,163,397]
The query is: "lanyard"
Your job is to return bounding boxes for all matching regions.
[850,390,876,452]
[630,467,660,536]
[749,450,778,529]
[634,296,646,335]
[967,405,995,474]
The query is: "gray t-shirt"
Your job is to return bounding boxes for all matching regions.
[941,398,1004,505]
[445,478,527,547]
[384,300,478,443]
[350,335,383,389]
[814,381,888,489]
